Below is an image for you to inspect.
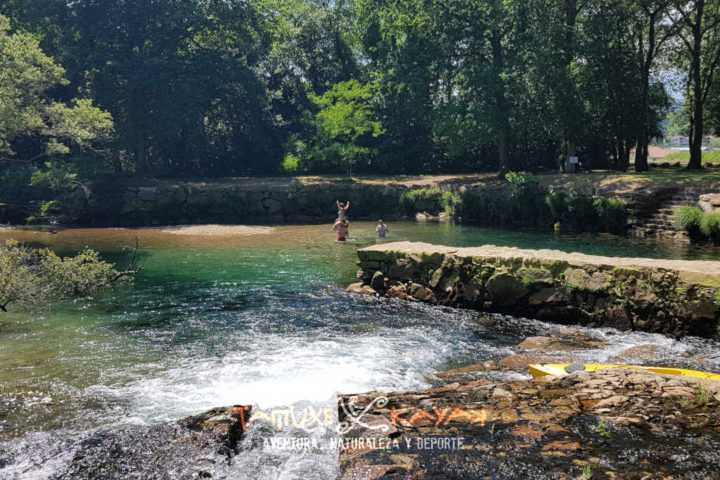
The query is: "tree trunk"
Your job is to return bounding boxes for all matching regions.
[687,1,705,170]
[635,64,651,171]
[688,43,704,170]
[498,134,509,177]
[135,138,148,177]
[635,119,649,172]
[490,31,510,178]
[561,0,580,170]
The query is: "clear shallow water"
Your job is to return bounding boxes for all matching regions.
[0,223,719,479]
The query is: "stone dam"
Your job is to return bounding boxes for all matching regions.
[348,242,720,338]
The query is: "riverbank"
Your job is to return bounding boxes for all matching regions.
[3,170,720,234]
[349,242,720,338]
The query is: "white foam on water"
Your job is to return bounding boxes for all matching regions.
[0,431,81,480]
[105,323,480,423]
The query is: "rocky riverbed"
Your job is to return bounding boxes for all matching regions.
[337,366,720,479]
[41,326,720,479]
[121,347,720,479]
[336,329,720,478]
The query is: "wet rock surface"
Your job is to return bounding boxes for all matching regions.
[352,242,720,339]
[37,406,252,480]
[338,369,720,479]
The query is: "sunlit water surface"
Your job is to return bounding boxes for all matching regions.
[0,223,719,479]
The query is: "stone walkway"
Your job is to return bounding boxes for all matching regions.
[360,241,720,282]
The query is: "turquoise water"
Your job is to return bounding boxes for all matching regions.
[0,223,719,479]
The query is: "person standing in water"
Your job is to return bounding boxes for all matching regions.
[336,200,350,221]
[333,200,350,242]
[333,218,349,243]
[376,220,388,238]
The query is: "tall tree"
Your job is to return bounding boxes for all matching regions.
[631,0,676,171]
[672,0,720,169]
[430,0,524,176]
[0,14,113,163]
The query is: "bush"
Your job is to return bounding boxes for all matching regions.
[400,188,458,216]
[676,206,704,238]
[545,191,569,222]
[700,212,720,243]
[594,198,628,234]
[545,193,627,234]
[281,154,300,174]
[506,172,541,198]
[0,240,139,312]
[458,190,510,224]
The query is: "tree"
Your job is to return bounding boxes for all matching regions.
[0,14,113,163]
[353,0,441,173]
[429,0,525,176]
[672,0,720,169]
[630,0,677,171]
[298,80,384,176]
[0,239,141,313]
[68,0,280,177]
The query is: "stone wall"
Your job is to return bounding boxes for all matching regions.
[349,242,720,338]
[72,174,718,228]
[90,179,410,226]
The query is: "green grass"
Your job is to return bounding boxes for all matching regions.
[659,151,720,163]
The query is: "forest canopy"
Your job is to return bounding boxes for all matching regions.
[1,0,719,187]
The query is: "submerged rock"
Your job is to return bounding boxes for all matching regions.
[51,404,252,480]
[346,283,377,296]
[435,361,498,383]
[178,405,252,453]
[498,353,577,370]
[517,330,608,352]
[609,344,671,363]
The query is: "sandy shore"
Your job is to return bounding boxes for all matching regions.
[159,225,273,236]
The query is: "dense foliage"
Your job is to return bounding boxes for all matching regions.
[0,240,139,312]
[1,0,720,219]
[398,176,629,234]
[676,205,720,242]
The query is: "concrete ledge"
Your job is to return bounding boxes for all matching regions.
[351,242,720,338]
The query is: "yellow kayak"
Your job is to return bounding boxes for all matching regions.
[528,363,720,381]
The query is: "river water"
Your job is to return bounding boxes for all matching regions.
[0,223,719,479]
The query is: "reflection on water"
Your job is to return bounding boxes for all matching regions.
[0,223,719,478]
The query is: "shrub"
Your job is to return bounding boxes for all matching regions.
[545,193,627,234]
[506,171,541,198]
[676,206,704,239]
[458,182,627,234]
[400,188,458,216]
[594,198,628,234]
[565,196,598,228]
[700,212,720,242]
[0,240,140,312]
[281,154,300,174]
[545,191,569,222]
[457,190,512,225]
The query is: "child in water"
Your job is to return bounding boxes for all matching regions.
[336,200,350,221]
[375,219,388,238]
[333,219,349,242]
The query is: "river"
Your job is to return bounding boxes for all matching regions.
[1,223,719,479]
